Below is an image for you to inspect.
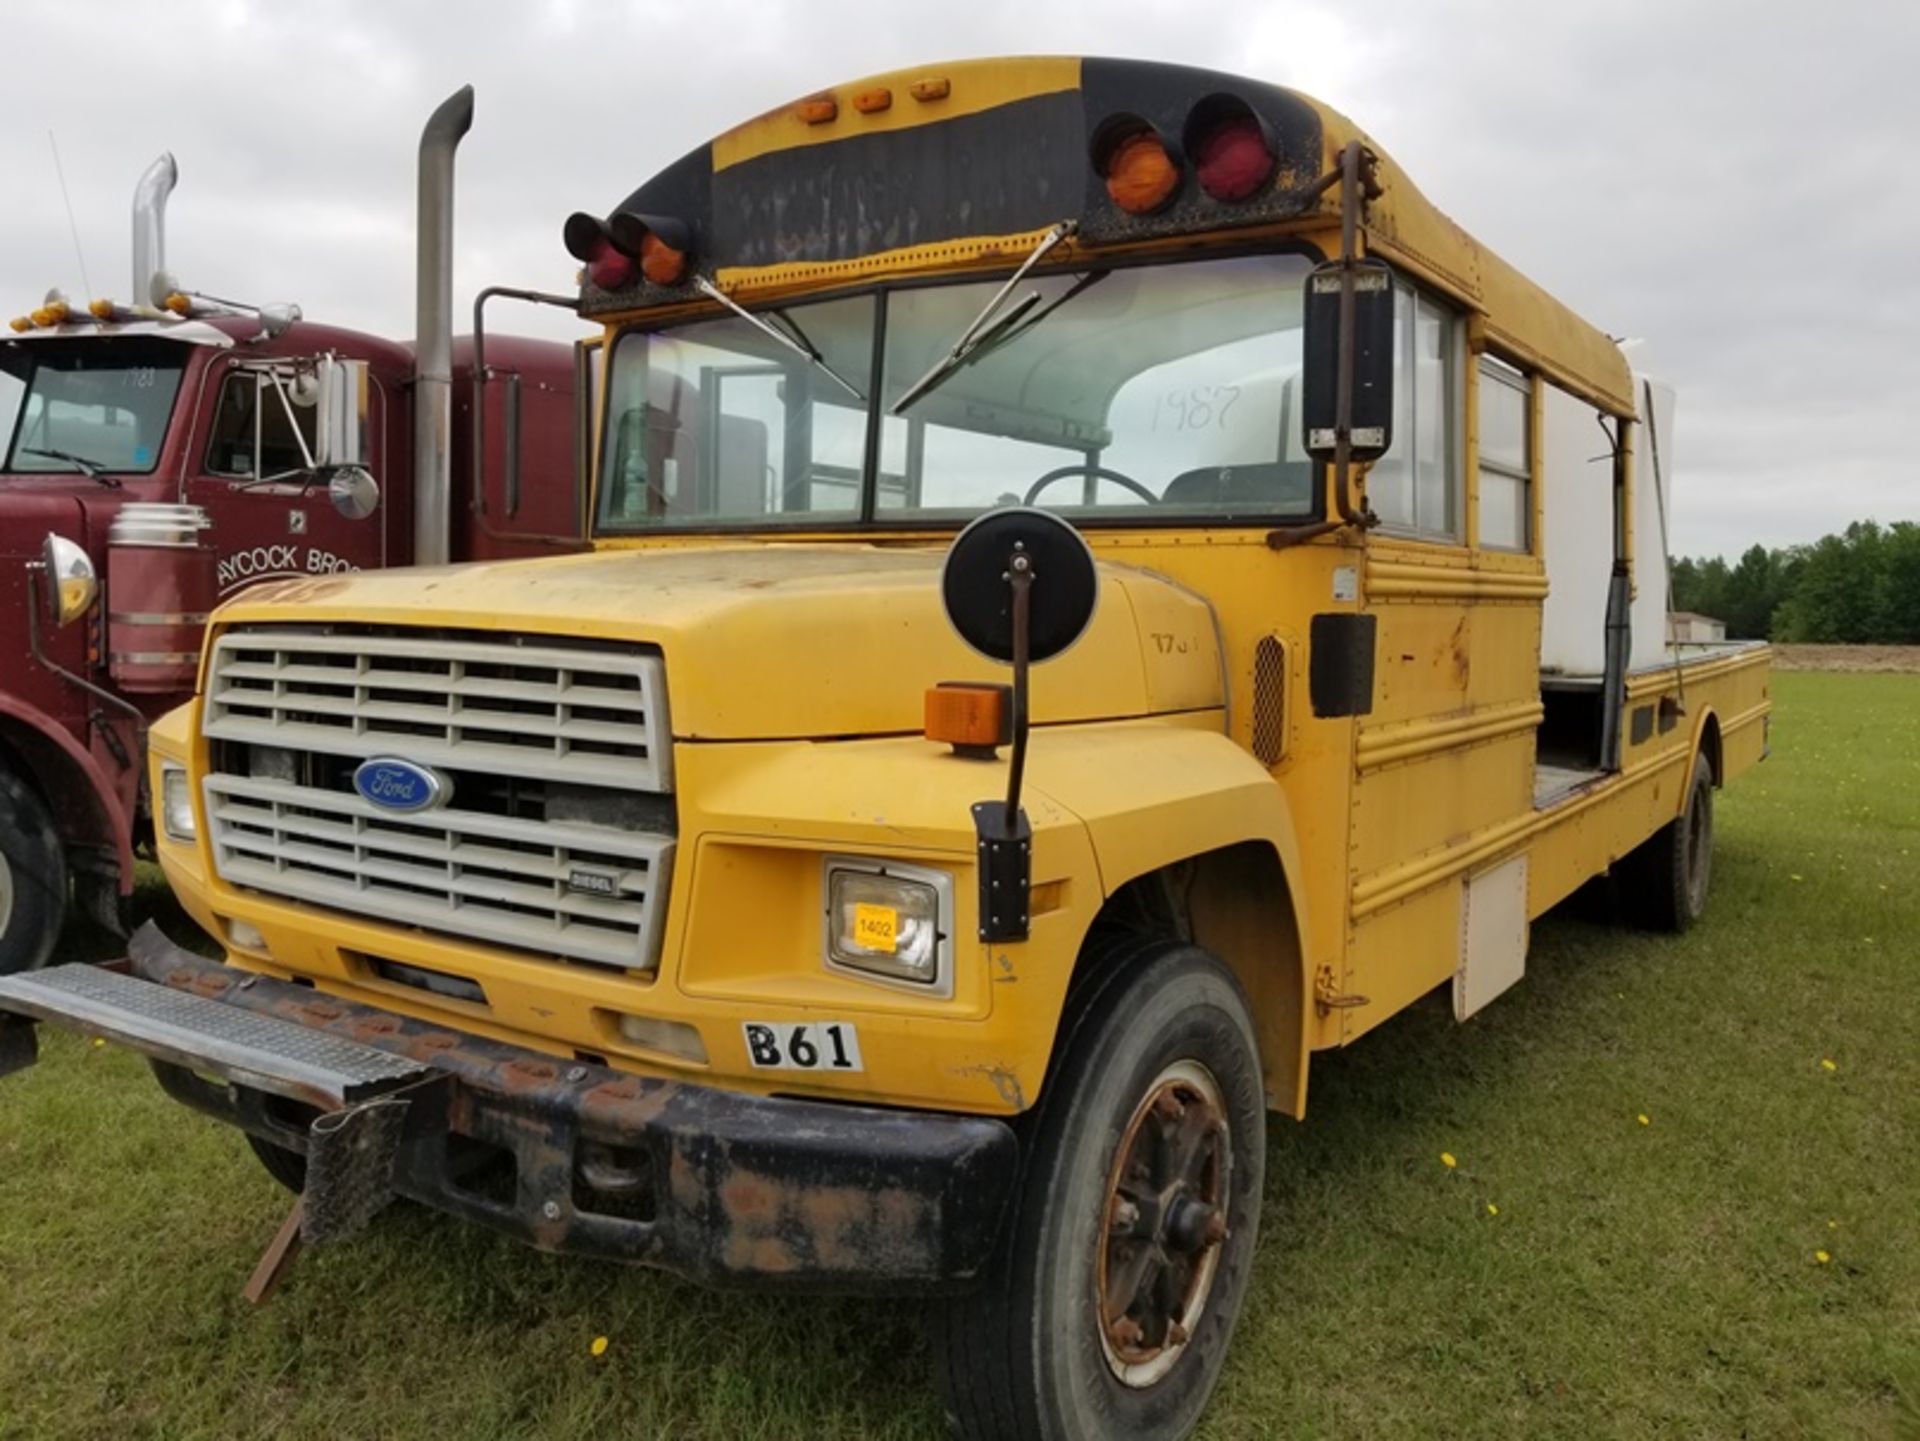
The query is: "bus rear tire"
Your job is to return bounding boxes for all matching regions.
[1620,750,1714,933]
[0,766,68,975]
[933,936,1265,1441]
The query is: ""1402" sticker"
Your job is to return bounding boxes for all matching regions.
[742,1021,863,1072]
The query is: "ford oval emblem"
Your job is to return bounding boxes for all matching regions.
[352,757,450,813]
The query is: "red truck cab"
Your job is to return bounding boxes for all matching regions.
[1,112,586,973]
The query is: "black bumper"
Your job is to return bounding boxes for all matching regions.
[0,924,1017,1290]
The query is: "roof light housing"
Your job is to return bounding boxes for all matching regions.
[608,211,693,287]
[563,211,637,291]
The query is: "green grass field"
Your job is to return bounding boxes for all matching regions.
[2,671,1915,1440]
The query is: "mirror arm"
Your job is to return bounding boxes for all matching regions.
[266,370,319,473]
[470,284,588,547]
[973,544,1036,944]
[1003,551,1033,821]
[1331,139,1378,532]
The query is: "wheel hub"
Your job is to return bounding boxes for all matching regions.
[1095,1059,1231,1388]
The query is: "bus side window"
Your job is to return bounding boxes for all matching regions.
[1368,283,1461,541]
[1477,356,1532,551]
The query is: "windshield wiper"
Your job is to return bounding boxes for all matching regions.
[890,220,1079,415]
[692,276,867,402]
[20,447,121,488]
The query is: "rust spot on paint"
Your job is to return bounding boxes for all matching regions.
[721,1171,780,1223]
[955,1062,1026,1110]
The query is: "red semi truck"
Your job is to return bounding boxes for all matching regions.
[0,89,589,973]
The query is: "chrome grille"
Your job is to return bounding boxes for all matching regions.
[204,627,671,793]
[203,625,675,971]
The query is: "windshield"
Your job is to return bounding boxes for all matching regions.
[0,342,187,476]
[595,252,1315,532]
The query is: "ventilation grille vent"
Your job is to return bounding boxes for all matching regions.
[1251,636,1287,766]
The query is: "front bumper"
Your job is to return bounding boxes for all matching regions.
[0,924,1017,1290]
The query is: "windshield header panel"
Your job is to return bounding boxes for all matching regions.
[595,252,1317,535]
[1,339,188,477]
[572,58,1328,317]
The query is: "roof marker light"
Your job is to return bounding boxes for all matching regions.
[795,95,838,125]
[1091,116,1182,215]
[909,77,950,102]
[1185,96,1279,202]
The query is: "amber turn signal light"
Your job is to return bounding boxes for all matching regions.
[926,682,1013,757]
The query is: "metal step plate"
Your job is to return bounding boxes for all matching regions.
[0,963,427,1110]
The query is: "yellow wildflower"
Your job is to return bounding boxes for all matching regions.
[590,1336,610,1357]
[1820,1059,1837,1072]
[1637,1114,1651,1126]
[1440,1152,1457,1169]
[1486,1203,1499,1216]
[1814,1250,1831,1265]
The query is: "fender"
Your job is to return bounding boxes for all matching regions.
[0,692,136,890]
[1024,718,1315,1115]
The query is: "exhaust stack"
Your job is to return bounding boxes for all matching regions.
[414,85,475,568]
[131,153,178,305]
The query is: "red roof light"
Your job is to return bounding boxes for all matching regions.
[1194,116,1275,201]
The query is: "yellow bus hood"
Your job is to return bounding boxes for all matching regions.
[216,544,1223,740]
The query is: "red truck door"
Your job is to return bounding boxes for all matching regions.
[185,355,396,598]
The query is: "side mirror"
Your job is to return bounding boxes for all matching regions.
[1300,258,1395,464]
[328,465,381,521]
[39,533,98,627]
[312,356,370,468]
[940,507,1098,942]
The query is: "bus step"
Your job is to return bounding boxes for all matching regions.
[0,962,428,1110]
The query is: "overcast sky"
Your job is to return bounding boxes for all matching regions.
[3,0,1913,558]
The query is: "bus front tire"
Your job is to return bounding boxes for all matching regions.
[0,766,68,976]
[934,936,1265,1441]
[246,1134,308,1195]
[1620,749,1714,933]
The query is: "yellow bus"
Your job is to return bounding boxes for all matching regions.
[0,56,1769,1440]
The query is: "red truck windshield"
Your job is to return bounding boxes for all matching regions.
[0,341,187,477]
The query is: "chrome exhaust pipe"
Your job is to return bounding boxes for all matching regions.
[131,153,177,305]
[413,85,474,568]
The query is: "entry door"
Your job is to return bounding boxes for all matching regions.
[186,358,392,600]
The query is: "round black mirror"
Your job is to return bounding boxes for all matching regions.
[941,507,1097,664]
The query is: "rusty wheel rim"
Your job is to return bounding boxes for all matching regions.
[1095,1059,1231,1388]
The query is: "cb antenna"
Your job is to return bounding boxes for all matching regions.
[47,131,93,300]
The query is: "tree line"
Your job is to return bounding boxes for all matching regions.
[1670,521,1920,643]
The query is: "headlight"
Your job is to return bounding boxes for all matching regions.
[40,532,98,627]
[160,763,196,841]
[824,858,952,991]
